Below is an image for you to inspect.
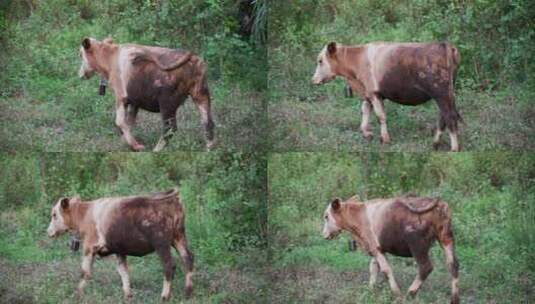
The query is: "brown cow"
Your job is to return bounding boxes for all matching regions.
[47,188,194,301]
[322,194,460,304]
[312,42,462,151]
[78,37,215,151]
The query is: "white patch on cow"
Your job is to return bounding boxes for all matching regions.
[366,43,379,92]
[142,219,151,227]
[90,198,123,249]
[365,202,385,249]
[418,71,426,78]
[117,46,136,99]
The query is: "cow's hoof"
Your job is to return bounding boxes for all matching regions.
[123,291,133,300]
[131,144,145,151]
[433,142,441,150]
[161,294,171,301]
[362,133,373,141]
[407,289,418,298]
[206,140,215,151]
[380,136,391,144]
[184,286,193,299]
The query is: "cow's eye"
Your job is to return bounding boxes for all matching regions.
[53,213,56,218]
[324,215,328,220]
[319,59,323,64]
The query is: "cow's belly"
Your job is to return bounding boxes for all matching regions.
[127,95,160,113]
[378,234,413,257]
[377,64,434,105]
[105,231,155,257]
[380,88,431,106]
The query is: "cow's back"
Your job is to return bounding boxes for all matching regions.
[369,198,437,257]
[100,194,182,257]
[369,42,456,105]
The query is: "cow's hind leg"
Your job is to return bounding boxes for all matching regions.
[115,99,144,151]
[407,252,433,297]
[154,99,180,152]
[116,254,132,299]
[191,78,215,151]
[438,223,460,304]
[173,234,194,298]
[156,247,176,301]
[370,96,390,144]
[435,95,461,152]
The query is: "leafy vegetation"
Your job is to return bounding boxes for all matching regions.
[0,0,267,152]
[0,152,268,303]
[268,152,535,303]
[268,1,535,151]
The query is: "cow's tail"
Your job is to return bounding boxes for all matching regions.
[400,197,440,214]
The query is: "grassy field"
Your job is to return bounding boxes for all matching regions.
[268,85,535,152]
[0,246,266,304]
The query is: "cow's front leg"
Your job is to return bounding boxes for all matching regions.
[116,255,132,299]
[115,100,144,151]
[375,253,401,297]
[370,97,390,144]
[77,251,95,296]
[360,100,373,140]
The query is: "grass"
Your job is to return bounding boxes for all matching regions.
[0,256,266,304]
[0,81,266,152]
[268,83,535,152]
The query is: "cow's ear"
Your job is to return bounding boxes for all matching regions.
[82,38,91,50]
[327,42,337,56]
[331,198,341,212]
[60,197,70,210]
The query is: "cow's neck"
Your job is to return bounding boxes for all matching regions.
[94,46,117,80]
[68,202,90,233]
[333,46,367,96]
[342,204,377,255]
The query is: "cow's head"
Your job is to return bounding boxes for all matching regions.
[78,37,98,79]
[312,42,338,85]
[78,37,114,79]
[322,198,343,240]
[47,196,80,238]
